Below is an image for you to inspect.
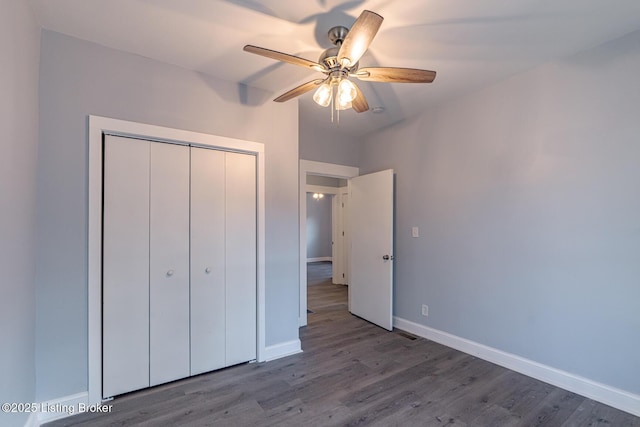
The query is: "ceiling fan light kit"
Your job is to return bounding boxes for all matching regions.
[243,10,437,124]
[312,82,332,107]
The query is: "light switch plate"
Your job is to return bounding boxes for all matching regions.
[412,227,419,238]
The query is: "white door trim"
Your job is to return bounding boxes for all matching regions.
[306,184,342,196]
[299,160,358,327]
[89,116,266,404]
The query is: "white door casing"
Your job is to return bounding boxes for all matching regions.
[349,169,394,331]
[331,193,339,283]
[333,189,349,285]
[299,161,359,327]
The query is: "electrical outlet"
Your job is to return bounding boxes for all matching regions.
[422,304,429,316]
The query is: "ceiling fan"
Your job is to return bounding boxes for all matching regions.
[243,10,436,115]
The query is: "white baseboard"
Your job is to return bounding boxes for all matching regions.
[264,339,303,362]
[24,412,38,427]
[393,317,640,417]
[23,391,116,426]
[34,391,89,425]
[307,257,332,263]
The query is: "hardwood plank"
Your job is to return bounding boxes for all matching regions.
[562,399,640,427]
[519,388,585,427]
[343,390,424,426]
[468,404,523,427]
[257,361,373,410]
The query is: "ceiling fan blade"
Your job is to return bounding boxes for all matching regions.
[244,45,326,72]
[351,81,369,113]
[337,10,383,68]
[354,67,436,83]
[274,79,326,102]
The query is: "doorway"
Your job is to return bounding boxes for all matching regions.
[88,116,266,404]
[299,160,359,327]
[306,178,349,285]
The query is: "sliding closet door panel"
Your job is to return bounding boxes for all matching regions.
[149,142,190,386]
[102,135,150,397]
[225,152,257,365]
[190,147,226,375]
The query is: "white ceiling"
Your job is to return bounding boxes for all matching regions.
[29,0,640,137]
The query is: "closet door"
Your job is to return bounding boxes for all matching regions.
[102,135,150,397]
[225,152,257,365]
[149,142,190,386]
[190,147,226,375]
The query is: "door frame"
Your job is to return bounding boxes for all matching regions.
[304,184,348,283]
[88,116,266,404]
[332,188,349,285]
[305,186,338,266]
[299,160,358,327]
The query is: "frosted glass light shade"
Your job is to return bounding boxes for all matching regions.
[336,98,352,110]
[337,79,357,104]
[313,83,332,107]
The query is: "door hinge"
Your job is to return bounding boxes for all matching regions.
[342,231,345,236]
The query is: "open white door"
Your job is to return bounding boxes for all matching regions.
[349,169,394,330]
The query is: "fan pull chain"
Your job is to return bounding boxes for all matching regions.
[331,81,340,126]
[331,86,337,123]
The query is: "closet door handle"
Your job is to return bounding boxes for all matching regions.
[205,267,212,274]
[166,269,175,277]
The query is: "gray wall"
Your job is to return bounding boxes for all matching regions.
[306,193,332,259]
[0,1,40,426]
[359,30,640,395]
[299,121,361,166]
[36,31,299,401]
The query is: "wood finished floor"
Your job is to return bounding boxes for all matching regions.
[46,262,640,426]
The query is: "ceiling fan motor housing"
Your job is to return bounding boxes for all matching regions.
[319,47,340,69]
[320,26,359,73]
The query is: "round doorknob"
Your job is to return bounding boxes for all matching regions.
[166,269,175,277]
[205,267,212,274]
[382,255,394,261]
